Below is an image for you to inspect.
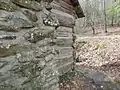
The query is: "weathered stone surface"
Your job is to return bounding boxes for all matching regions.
[0,25,18,32]
[43,17,59,28]
[56,26,73,37]
[57,61,73,75]
[0,35,16,40]
[57,26,73,33]
[12,0,42,11]
[42,79,59,90]
[57,31,72,37]
[54,55,73,68]
[0,44,47,89]
[37,38,56,47]
[24,27,55,43]
[0,15,35,32]
[0,0,75,90]
[0,46,16,57]
[42,12,60,28]
[45,3,52,11]
[56,47,73,56]
[43,0,53,3]
[56,37,73,47]
[51,1,74,15]
[22,10,38,22]
[0,2,19,12]
[51,9,75,27]
[0,10,29,21]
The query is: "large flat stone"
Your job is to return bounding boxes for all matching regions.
[57,46,73,56]
[56,26,73,37]
[51,55,73,73]
[57,26,73,32]
[51,9,75,27]
[57,62,73,75]
[56,37,73,47]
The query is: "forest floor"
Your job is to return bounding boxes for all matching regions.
[59,26,120,90]
[75,25,120,78]
[75,35,120,79]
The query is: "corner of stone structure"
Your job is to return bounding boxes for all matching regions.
[0,0,83,90]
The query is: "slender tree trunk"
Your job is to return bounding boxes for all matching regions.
[111,15,114,26]
[111,6,114,26]
[90,19,95,34]
[111,0,117,26]
[103,0,107,33]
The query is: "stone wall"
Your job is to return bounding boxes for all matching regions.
[0,0,74,90]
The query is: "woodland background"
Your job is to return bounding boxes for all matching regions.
[77,0,120,35]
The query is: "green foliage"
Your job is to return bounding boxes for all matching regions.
[107,0,120,15]
[106,0,120,24]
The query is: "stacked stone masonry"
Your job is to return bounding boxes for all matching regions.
[0,0,79,90]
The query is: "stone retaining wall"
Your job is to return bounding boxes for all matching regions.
[0,0,74,90]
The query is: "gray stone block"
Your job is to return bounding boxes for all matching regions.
[57,26,73,37]
[56,37,73,47]
[57,62,73,75]
[56,31,72,37]
[53,55,73,68]
[57,46,73,56]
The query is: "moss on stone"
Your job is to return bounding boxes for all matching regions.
[0,2,19,12]
[12,0,42,11]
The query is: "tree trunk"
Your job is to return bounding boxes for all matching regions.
[111,15,114,26]
[103,0,107,33]
[90,19,95,34]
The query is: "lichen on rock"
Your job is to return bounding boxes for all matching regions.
[12,0,42,11]
[0,16,36,32]
[0,2,19,12]
[22,10,38,22]
[24,27,55,43]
